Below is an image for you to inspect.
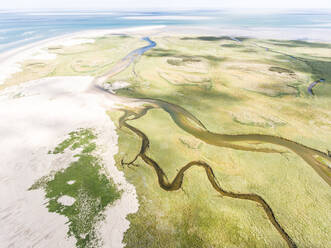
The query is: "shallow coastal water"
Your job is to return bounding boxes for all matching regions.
[1,9,331,53]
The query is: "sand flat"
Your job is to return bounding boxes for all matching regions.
[0,76,138,248]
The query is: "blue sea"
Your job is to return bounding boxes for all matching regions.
[1,9,331,53]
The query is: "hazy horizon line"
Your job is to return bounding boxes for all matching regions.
[1,7,331,11]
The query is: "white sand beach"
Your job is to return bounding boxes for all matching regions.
[0,75,139,248]
[0,25,166,248]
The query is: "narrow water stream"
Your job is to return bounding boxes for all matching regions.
[90,36,331,248]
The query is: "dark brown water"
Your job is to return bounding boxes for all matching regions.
[119,108,297,248]
[147,99,331,187]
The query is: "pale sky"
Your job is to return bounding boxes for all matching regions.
[1,0,331,10]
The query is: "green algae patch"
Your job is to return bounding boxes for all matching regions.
[30,128,121,248]
[49,128,97,154]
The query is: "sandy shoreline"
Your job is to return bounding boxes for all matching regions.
[0,25,167,248]
[0,25,167,85]
[0,75,140,248]
[1,24,331,86]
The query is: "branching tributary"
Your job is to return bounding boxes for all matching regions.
[90,36,331,248]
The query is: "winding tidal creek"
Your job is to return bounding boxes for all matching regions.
[308,79,325,95]
[90,37,331,248]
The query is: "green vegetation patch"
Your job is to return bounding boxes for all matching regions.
[30,128,121,248]
[270,39,331,48]
[145,48,224,65]
[167,57,202,66]
[181,36,248,42]
[233,115,286,128]
[303,58,331,82]
[145,48,177,57]
[166,58,182,66]
[221,43,243,48]
[269,66,295,75]
[49,128,97,154]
